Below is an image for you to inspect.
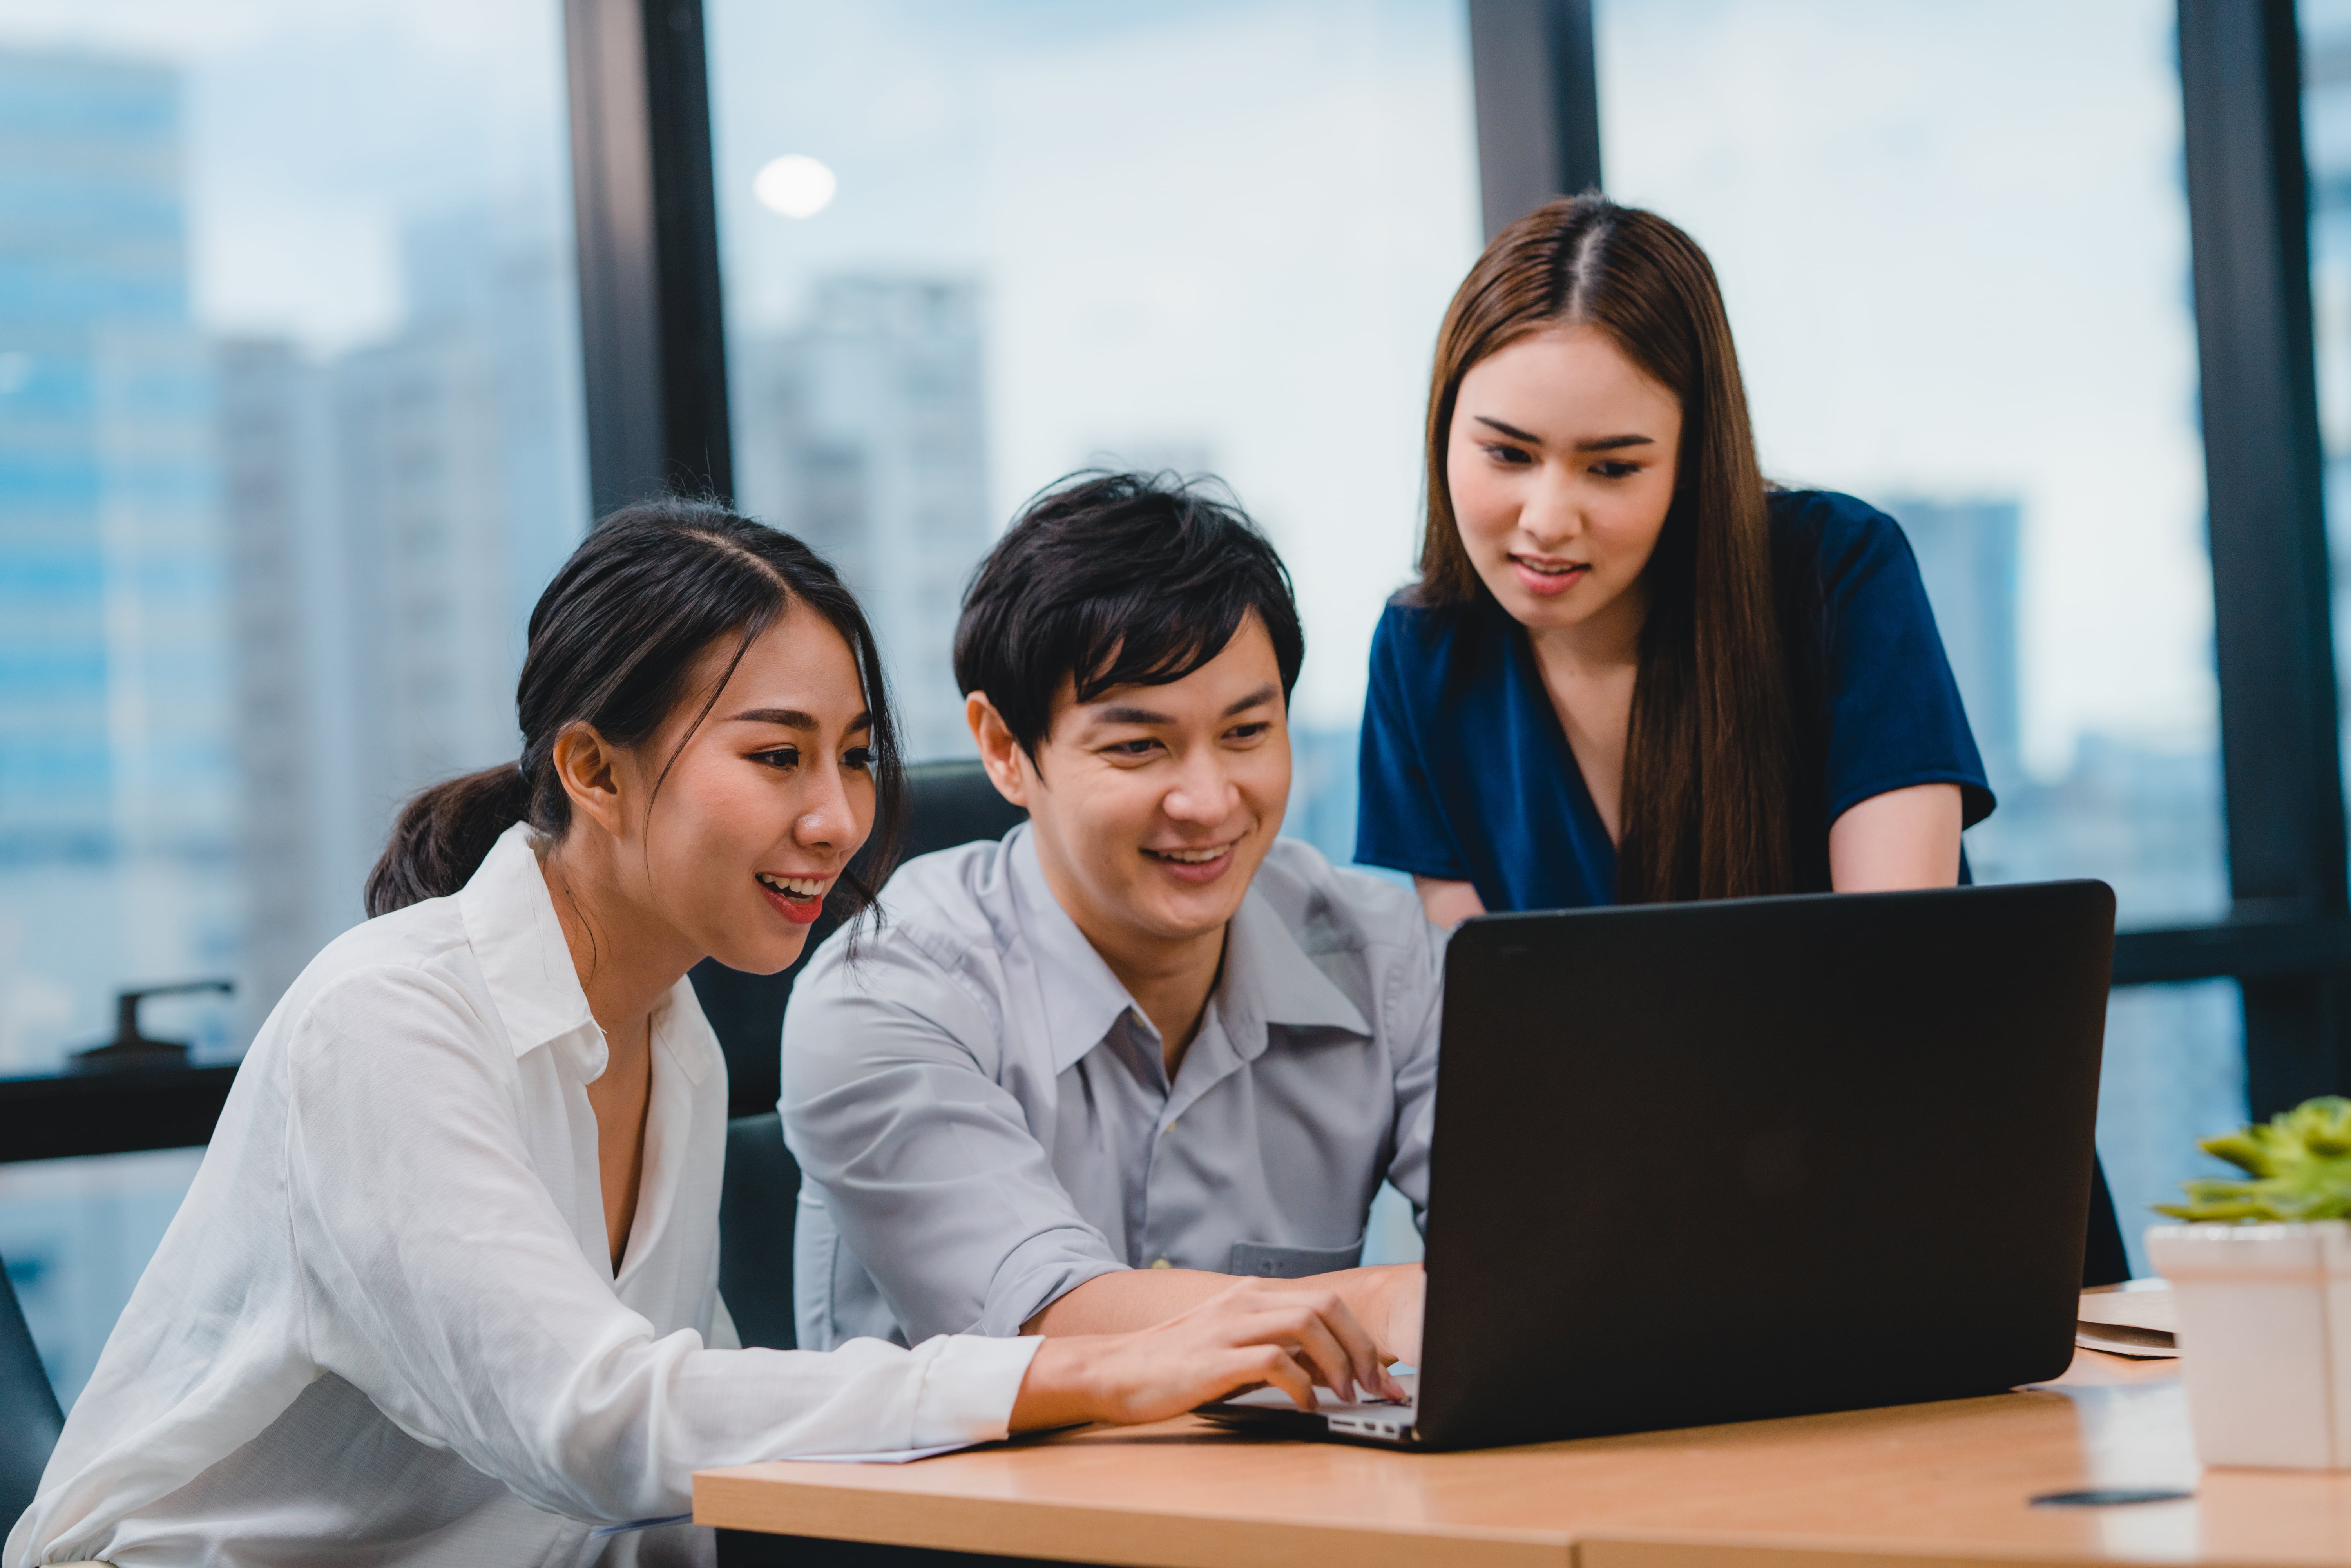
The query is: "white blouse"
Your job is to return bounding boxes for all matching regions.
[7,824,1040,1568]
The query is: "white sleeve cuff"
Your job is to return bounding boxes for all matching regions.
[908,1333,1047,1448]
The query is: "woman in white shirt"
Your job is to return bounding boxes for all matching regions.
[8,500,1392,1568]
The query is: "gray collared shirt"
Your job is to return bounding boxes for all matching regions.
[782,825,1445,1348]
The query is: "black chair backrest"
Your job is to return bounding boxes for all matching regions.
[0,1253,62,1530]
[693,759,1026,1117]
[2083,1155,2130,1287]
[720,1112,802,1350]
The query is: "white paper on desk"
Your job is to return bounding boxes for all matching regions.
[787,1442,974,1464]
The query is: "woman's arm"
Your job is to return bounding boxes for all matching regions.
[1827,783,1963,891]
[1414,876,1487,927]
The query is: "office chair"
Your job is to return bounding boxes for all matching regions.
[701,759,1028,1352]
[720,1113,802,1350]
[2083,1156,2129,1287]
[0,1252,63,1531]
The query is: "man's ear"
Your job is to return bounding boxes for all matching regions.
[965,692,1033,809]
[549,722,628,837]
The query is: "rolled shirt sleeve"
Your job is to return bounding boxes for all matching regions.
[783,942,1127,1342]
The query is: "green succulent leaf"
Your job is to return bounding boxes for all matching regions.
[2159,1097,2351,1222]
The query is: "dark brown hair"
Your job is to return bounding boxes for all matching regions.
[955,471,1304,759]
[1416,194,1793,903]
[364,496,904,923]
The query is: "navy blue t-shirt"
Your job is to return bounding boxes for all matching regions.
[1355,489,1994,911]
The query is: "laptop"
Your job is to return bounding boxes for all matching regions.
[1202,879,2116,1451]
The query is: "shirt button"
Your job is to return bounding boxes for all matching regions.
[1150,1257,1172,1269]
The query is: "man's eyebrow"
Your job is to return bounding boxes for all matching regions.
[1223,684,1279,717]
[723,707,874,732]
[1091,704,1173,726]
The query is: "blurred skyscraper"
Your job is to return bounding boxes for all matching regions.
[214,207,590,1010]
[0,47,235,1073]
[735,277,992,759]
[0,44,235,1405]
[1889,498,2021,784]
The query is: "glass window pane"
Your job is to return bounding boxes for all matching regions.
[1595,0,2224,929]
[1594,0,2243,1266]
[706,0,1483,867]
[0,0,581,1396]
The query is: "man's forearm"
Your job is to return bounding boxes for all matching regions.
[1022,1267,1232,1336]
[1023,1263,1421,1363]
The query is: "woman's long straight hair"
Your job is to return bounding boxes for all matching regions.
[364,496,904,922]
[1416,194,1794,903]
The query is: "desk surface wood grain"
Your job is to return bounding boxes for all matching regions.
[696,1351,2351,1568]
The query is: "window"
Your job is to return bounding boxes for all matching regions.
[704,0,1484,860]
[1592,0,2243,1266]
[0,0,583,1401]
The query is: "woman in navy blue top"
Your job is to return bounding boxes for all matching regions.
[1358,195,1991,922]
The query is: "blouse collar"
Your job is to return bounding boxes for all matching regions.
[455,821,715,1086]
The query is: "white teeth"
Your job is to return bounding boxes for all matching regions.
[757,872,827,898]
[1152,846,1227,864]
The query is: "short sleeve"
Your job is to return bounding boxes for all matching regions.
[782,937,1125,1341]
[1799,498,1996,829]
[1355,603,1471,880]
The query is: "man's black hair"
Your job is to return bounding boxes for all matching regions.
[954,471,1305,757]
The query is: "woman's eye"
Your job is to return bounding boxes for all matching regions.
[842,747,874,772]
[1591,460,1639,480]
[751,747,801,770]
[1483,443,1533,466]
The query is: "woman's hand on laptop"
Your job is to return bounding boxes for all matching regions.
[1008,1278,1403,1429]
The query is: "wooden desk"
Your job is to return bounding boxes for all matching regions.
[696,1351,2351,1568]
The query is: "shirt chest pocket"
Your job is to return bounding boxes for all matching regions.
[1228,1238,1363,1279]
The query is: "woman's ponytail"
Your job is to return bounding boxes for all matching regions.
[364,762,535,917]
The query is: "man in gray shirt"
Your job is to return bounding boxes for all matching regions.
[783,473,1438,1372]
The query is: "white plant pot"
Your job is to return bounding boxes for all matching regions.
[2145,1219,2351,1469]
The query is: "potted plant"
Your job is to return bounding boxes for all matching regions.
[2145,1095,2351,1470]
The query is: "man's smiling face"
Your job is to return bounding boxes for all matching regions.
[1011,613,1291,956]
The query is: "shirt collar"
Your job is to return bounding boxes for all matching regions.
[1003,824,1372,1076]
[453,823,718,1086]
[1215,881,1372,1059]
[459,822,596,1060]
[1005,826,1144,1078]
